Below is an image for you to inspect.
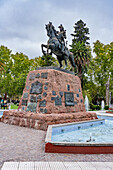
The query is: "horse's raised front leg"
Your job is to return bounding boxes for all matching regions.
[41,44,47,55]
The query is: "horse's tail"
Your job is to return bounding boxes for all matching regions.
[69,52,76,68]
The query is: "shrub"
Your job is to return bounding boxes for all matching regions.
[96,105,101,110]
[104,105,109,110]
[90,103,101,110]
[90,103,96,110]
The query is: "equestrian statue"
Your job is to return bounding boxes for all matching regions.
[41,22,76,69]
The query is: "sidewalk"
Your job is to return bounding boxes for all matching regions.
[1,121,113,169]
[1,110,113,169]
[2,161,113,170]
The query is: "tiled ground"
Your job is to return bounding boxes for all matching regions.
[1,122,113,170]
[1,161,113,170]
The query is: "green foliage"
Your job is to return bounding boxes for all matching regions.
[87,40,113,102]
[71,19,90,45]
[90,103,96,110]
[11,104,18,109]
[70,20,91,87]
[70,42,91,77]
[0,45,12,73]
[0,46,32,99]
[36,55,58,67]
[90,103,101,111]
[0,62,5,72]
[96,105,101,110]
[105,105,109,110]
[0,46,58,100]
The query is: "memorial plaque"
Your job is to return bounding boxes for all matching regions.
[67,84,70,91]
[55,96,62,106]
[44,108,47,113]
[26,102,37,112]
[35,73,40,78]
[29,73,35,80]
[45,82,48,85]
[64,92,74,106]
[59,91,63,97]
[40,108,43,113]
[26,86,30,90]
[44,86,48,90]
[40,108,47,113]
[51,97,55,101]
[23,93,28,98]
[52,91,56,95]
[30,81,42,94]
[39,99,46,107]
[74,101,77,105]
[76,94,79,97]
[22,100,28,106]
[43,92,47,97]
[22,106,25,111]
[37,95,42,100]
[41,72,48,79]
[30,95,37,103]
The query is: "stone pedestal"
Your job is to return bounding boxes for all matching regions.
[2,67,97,130]
[18,67,85,113]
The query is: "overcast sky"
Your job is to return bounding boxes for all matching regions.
[0,0,113,59]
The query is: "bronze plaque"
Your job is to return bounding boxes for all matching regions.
[64,92,74,106]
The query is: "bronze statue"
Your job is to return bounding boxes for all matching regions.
[41,22,76,69]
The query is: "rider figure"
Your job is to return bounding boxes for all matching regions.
[57,24,67,53]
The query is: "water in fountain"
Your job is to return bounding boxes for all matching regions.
[85,95,89,111]
[101,100,105,110]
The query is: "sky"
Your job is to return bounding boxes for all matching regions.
[0,0,113,59]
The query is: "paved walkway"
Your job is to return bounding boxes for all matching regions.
[1,122,113,170]
[1,110,113,169]
[2,161,113,170]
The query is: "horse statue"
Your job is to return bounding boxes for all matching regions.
[41,22,76,69]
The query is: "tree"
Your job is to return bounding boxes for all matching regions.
[0,46,13,98]
[0,45,12,73]
[0,46,33,100]
[0,45,58,100]
[36,55,58,67]
[71,19,90,45]
[70,20,91,86]
[0,61,5,72]
[11,52,32,97]
[87,40,113,105]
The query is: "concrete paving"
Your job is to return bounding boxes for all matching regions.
[2,161,113,170]
[1,110,113,169]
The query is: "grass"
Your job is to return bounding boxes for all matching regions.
[1,104,18,110]
[10,104,18,109]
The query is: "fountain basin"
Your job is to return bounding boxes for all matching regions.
[45,118,113,154]
[0,111,3,121]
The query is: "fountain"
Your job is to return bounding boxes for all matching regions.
[101,100,105,110]
[85,95,89,111]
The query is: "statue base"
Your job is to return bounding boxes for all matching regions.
[1,67,97,130]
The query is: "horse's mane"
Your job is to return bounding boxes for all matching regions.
[51,25,57,37]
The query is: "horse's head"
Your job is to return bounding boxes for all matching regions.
[45,23,51,37]
[45,22,57,38]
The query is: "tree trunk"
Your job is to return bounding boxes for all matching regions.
[106,77,110,106]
